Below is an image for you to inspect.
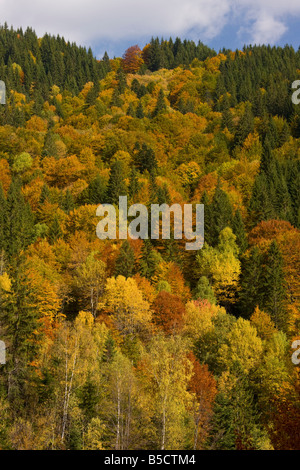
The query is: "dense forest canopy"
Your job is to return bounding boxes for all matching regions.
[0,24,299,450]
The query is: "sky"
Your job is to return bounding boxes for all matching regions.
[2,0,300,58]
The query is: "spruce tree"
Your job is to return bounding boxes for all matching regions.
[48,216,63,244]
[200,191,212,246]
[86,173,107,204]
[210,182,232,246]
[231,209,248,254]
[39,184,51,205]
[194,276,216,304]
[238,247,263,319]
[152,88,167,117]
[139,239,159,280]
[260,241,287,331]
[126,102,135,117]
[116,67,127,94]
[234,104,254,147]
[249,172,276,224]
[115,240,135,278]
[62,189,75,214]
[106,160,127,205]
[136,100,144,119]
[134,142,157,174]
[0,183,6,253]
[4,179,34,260]
[207,366,266,450]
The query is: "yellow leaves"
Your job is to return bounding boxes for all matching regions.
[26,115,48,132]
[75,310,95,330]
[238,131,262,162]
[176,161,201,189]
[111,150,132,177]
[84,418,104,450]
[10,89,26,106]
[67,204,99,238]
[154,261,191,302]
[140,334,194,449]
[100,275,152,335]
[22,177,44,212]
[197,228,241,303]
[73,252,106,316]
[183,300,225,341]
[219,317,263,375]
[79,81,95,100]
[38,201,67,233]
[25,257,62,325]
[0,158,11,192]
[133,273,156,304]
[250,306,276,341]
[42,155,84,187]
[0,272,12,292]
[193,171,218,202]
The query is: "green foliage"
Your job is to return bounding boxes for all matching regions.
[4,179,35,259]
[193,276,216,304]
[106,160,127,205]
[115,241,135,278]
[0,25,299,451]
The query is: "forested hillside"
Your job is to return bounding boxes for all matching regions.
[0,25,299,450]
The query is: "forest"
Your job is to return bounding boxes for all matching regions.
[0,24,299,450]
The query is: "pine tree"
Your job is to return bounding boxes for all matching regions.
[194,276,216,304]
[136,100,144,119]
[139,239,159,280]
[221,108,234,132]
[260,241,287,331]
[147,38,162,71]
[259,138,276,180]
[1,265,41,404]
[110,87,122,108]
[126,102,135,117]
[106,160,127,205]
[134,142,157,174]
[286,161,300,227]
[62,189,75,214]
[48,216,63,244]
[210,182,232,246]
[85,80,100,106]
[115,240,135,278]
[39,184,51,204]
[208,366,267,450]
[234,104,254,147]
[249,172,276,224]
[116,67,127,94]
[0,183,6,253]
[4,179,34,260]
[231,209,248,254]
[201,191,212,246]
[153,88,167,117]
[86,173,107,204]
[79,378,99,421]
[128,167,141,202]
[238,247,263,319]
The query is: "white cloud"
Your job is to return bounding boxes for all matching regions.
[250,15,288,45]
[1,0,300,55]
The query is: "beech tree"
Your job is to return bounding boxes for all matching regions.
[122,45,144,74]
